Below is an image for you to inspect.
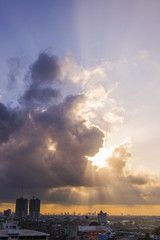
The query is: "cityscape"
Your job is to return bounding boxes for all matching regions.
[1,0,160,240]
[1,198,160,240]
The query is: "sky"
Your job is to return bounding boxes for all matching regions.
[1,0,160,215]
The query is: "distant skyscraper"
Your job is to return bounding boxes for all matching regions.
[98,210,107,224]
[29,197,40,219]
[4,209,11,217]
[15,197,28,219]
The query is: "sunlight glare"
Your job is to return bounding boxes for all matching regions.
[48,139,57,152]
[87,140,113,168]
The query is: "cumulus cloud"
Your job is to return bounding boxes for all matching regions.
[0,103,24,143]
[31,53,60,84]
[20,53,61,107]
[0,52,160,206]
[107,142,132,173]
[22,87,60,105]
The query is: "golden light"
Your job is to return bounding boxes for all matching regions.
[87,140,113,168]
[48,139,57,152]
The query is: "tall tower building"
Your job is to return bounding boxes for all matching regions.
[15,197,28,219]
[98,210,107,224]
[29,197,40,219]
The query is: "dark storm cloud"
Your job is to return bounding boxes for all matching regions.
[0,103,24,143]
[22,86,60,105]
[0,53,105,202]
[0,94,104,189]
[0,53,159,206]
[31,53,60,84]
[0,100,104,202]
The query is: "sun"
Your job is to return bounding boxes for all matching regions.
[87,140,113,168]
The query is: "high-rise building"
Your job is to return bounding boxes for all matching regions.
[4,209,11,217]
[98,211,107,224]
[15,197,28,219]
[29,198,40,219]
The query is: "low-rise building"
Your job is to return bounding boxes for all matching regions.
[0,229,49,240]
[77,226,111,240]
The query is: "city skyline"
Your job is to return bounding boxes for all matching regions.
[1,0,160,215]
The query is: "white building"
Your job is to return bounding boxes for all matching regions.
[0,229,49,240]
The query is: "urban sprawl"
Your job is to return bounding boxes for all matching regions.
[0,197,160,240]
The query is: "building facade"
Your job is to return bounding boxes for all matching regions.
[29,198,40,219]
[98,211,107,225]
[0,229,49,240]
[4,209,11,218]
[77,226,111,240]
[15,198,28,219]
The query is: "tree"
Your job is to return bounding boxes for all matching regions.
[152,226,160,235]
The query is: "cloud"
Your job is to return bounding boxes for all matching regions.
[107,142,132,173]
[31,53,60,84]
[0,103,24,143]
[0,52,160,206]
[22,87,60,105]
[7,56,25,86]
[0,91,104,202]
[126,174,148,185]
[20,53,61,106]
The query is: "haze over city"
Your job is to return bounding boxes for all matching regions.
[1,0,160,215]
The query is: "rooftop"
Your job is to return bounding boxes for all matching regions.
[0,229,49,237]
[78,226,110,232]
